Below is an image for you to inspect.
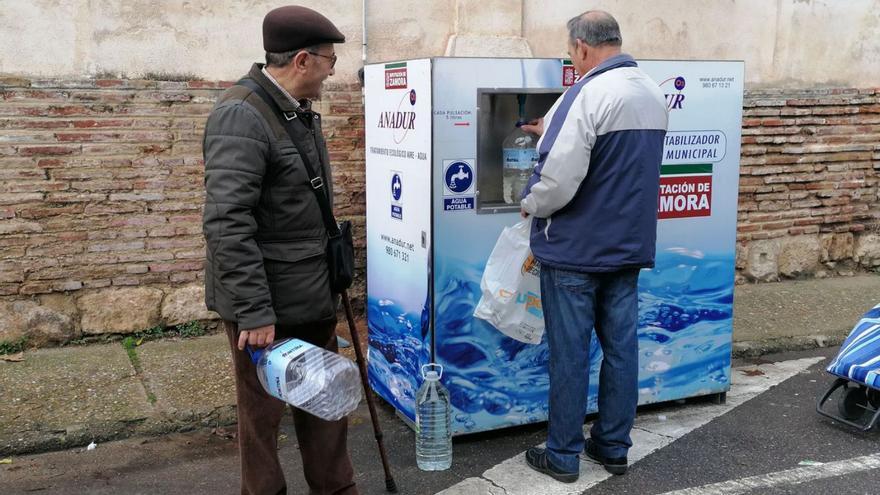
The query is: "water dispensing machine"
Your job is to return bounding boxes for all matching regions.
[363,57,744,434]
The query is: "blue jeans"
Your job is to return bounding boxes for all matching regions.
[540,265,640,473]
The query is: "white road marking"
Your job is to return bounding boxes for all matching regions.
[657,452,880,495]
[436,357,825,495]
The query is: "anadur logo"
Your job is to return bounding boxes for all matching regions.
[385,62,407,89]
[659,76,686,111]
[377,89,418,144]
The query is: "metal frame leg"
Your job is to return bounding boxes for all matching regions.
[816,378,880,431]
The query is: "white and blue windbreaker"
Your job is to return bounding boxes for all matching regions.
[521,54,668,272]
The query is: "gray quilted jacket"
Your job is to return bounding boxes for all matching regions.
[202,64,336,331]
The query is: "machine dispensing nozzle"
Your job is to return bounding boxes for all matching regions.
[517,94,527,126]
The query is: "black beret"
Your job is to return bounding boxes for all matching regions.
[263,5,346,52]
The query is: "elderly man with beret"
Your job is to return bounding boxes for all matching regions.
[202,5,359,494]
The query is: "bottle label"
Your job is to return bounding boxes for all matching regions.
[261,338,323,404]
[503,148,540,170]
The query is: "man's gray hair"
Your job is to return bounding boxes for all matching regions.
[265,45,320,67]
[567,10,622,47]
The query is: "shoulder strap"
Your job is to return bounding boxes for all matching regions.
[236,77,340,237]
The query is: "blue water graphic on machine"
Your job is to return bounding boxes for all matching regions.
[826,304,880,389]
[367,247,733,434]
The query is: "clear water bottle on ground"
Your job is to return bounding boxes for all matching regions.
[502,121,539,204]
[416,363,452,471]
[250,338,362,421]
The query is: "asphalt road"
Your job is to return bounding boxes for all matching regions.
[2,347,878,495]
[586,347,880,495]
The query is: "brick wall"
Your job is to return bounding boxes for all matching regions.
[0,78,878,346]
[738,88,880,281]
[0,77,365,345]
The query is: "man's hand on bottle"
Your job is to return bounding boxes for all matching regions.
[238,324,276,350]
[520,118,544,137]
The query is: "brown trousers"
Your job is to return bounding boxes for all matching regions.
[225,321,359,495]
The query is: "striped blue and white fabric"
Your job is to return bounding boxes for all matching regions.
[827,303,880,389]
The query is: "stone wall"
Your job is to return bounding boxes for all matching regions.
[1,77,879,347]
[737,88,880,281]
[0,76,365,346]
[3,1,879,88]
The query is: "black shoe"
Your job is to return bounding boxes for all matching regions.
[524,447,579,483]
[584,439,628,475]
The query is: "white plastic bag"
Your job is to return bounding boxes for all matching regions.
[473,219,544,344]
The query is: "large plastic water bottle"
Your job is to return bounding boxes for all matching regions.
[502,121,539,204]
[249,338,362,421]
[415,364,452,471]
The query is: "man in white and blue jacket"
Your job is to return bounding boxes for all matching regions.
[520,10,668,482]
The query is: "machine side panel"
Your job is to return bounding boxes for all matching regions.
[365,59,434,421]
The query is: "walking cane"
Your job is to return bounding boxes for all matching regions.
[341,290,398,493]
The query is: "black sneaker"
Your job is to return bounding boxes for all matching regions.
[584,439,628,475]
[524,447,579,483]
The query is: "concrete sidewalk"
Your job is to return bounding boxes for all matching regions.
[0,334,238,456]
[731,274,880,354]
[1,274,878,456]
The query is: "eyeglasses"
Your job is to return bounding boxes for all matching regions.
[307,51,337,68]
